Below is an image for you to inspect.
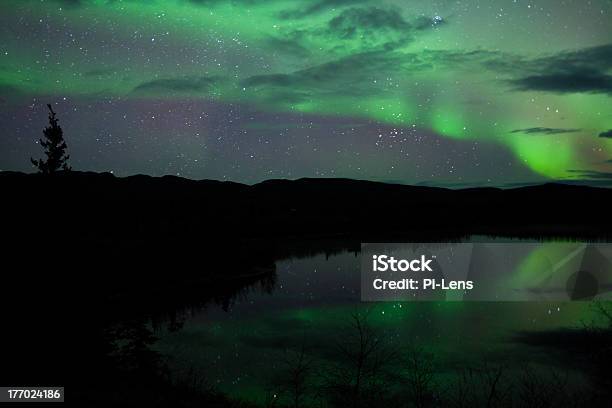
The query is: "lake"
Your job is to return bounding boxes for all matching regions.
[155,238,608,405]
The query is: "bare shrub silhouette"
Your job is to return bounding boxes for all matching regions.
[445,364,511,408]
[401,345,437,408]
[517,366,575,408]
[321,310,398,408]
[273,346,316,408]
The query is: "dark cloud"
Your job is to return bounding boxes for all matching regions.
[280,0,370,19]
[264,36,312,58]
[187,0,252,4]
[510,127,581,135]
[434,43,612,95]
[51,0,83,5]
[599,129,612,138]
[510,68,612,95]
[420,49,504,73]
[413,15,446,30]
[325,7,413,50]
[244,74,297,88]
[241,50,426,103]
[275,7,449,57]
[133,76,223,94]
[189,0,368,15]
[560,170,612,188]
[328,7,411,36]
[487,44,612,73]
[567,169,612,180]
[503,44,612,95]
[545,43,612,68]
[48,0,275,7]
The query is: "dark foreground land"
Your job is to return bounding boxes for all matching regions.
[3,171,611,289]
[3,170,611,245]
[1,171,611,406]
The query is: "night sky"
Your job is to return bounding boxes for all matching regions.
[1,0,611,186]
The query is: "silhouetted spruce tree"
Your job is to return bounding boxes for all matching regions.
[31,104,71,173]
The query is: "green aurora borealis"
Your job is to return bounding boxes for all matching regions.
[1,0,611,184]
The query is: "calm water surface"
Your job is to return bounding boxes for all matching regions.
[156,241,602,402]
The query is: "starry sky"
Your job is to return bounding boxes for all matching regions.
[1,0,611,186]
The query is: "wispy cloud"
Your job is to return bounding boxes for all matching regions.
[599,129,612,138]
[510,127,581,135]
[133,76,224,95]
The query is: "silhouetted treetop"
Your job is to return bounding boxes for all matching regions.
[31,104,71,174]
